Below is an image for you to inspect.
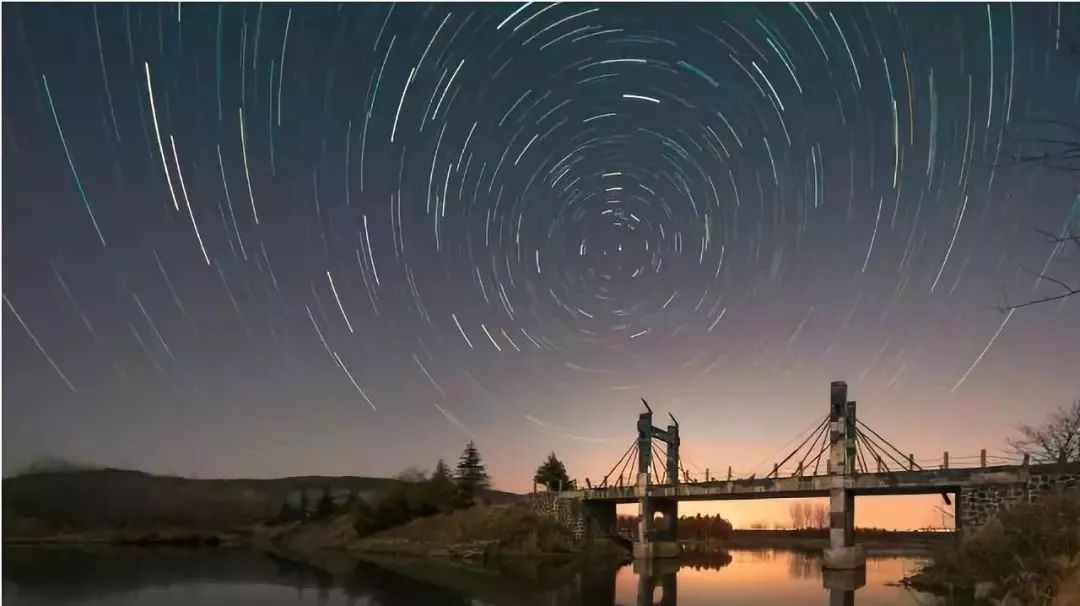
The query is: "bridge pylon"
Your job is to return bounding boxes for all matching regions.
[633,400,681,560]
[823,381,867,570]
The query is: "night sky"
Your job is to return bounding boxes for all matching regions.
[3,2,1079,526]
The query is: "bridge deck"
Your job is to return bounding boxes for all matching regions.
[567,462,1078,503]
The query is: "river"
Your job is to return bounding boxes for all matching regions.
[2,545,951,605]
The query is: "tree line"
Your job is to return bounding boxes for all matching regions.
[275,446,579,535]
[351,440,494,536]
[788,502,829,529]
[615,513,733,541]
[275,440,492,531]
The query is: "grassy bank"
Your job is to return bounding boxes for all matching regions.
[274,502,623,560]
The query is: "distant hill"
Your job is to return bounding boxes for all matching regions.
[2,468,519,538]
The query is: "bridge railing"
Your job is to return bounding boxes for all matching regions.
[583,451,1032,489]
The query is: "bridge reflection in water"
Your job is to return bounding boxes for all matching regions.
[577,549,936,606]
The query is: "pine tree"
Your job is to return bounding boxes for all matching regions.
[455,441,490,496]
[534,452,570,491]
[432,458,452,483]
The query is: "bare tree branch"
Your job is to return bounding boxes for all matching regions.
[1033,227,1080,246]
[999,118,1080,174]
[999,289,1080,312]
[1020,268,1079,295]
[1008,400,1080,464]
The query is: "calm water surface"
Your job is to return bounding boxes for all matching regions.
[2,545,952,605]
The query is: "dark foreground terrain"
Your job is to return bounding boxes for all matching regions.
[2,468,518,543]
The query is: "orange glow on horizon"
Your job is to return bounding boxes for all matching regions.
[615,494,953,531]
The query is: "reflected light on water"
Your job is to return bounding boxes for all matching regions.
[615,550,938,606]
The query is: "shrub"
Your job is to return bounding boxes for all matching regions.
[913,490,1080,603]
[353,475,470,537]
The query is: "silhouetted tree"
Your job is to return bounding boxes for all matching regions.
[432,458,451,482]
[395,467,428,482]
[677,513,733,541]
[789,502,806,529]
[788,502,829,529]
[428,458,462,511]
[1009,400,1080,463]
[534,452,570,491]
[353,463,472,536]
[455,441,490,496]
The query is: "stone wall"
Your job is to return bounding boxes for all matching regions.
[525,492,615,540]
[957,483,1027,529]
[958,466,1080,530]
[1028,469,1080,499]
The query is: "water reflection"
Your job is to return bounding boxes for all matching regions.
[787,549,822,580]
[822,568,867,606]
[3,545,949,606]
[617,549,940,606]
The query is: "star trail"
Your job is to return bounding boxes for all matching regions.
[3,3,1079,503]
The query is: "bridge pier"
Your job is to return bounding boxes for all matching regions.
[633,492,680,559]
[633,405,682,560]
[822,382,866,570]
[823,486,865,568]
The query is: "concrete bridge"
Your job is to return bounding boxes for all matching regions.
[537,381,1080,569]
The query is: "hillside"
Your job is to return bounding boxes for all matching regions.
[276,503,579,559]
[2,468,517,540]
[357,504,578,557]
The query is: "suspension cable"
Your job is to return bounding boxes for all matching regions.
[651,442,667,484]
[856,429,887,472]
[614,442,638,487]
[793,420,832,476]
[806,425,833,475]
[748,413,834,475]
[601,439,638,487]
[857,427,910,472]
[857,419,922,470]
[768,415,829,478]
[855,431,870,473]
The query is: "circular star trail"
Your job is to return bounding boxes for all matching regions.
[3,3,1079,484]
